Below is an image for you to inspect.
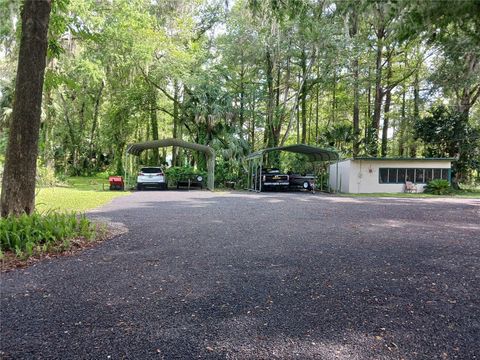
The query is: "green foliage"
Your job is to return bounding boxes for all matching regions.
[1,0,479,187]
[0,212,98,258]
[414,105,480,181]
[165,166,207,186]
[424,179,452,195]
[36,166,62,188]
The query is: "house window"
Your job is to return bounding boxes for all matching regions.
[415,168,424,183]
[441,169,449,180]
[388,168,398,183]
[398,168,406,183]
[379,168,389,183]
[406,168,415,182]
[379,167,450,184]
[425,169,433,182]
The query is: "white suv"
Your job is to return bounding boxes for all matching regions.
[137,167,167,190]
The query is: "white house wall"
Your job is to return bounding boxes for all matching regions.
[328,160,350,193]
[329,159,452,193]
[350,160,451,193]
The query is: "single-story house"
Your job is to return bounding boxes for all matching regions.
[329,157,454,193]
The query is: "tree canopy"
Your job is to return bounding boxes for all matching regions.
[0,0,479,201]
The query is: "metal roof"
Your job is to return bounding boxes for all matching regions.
[246,144,339,162]
[125,138,216,190]
[126,139,215,157]
[353,157,455,161]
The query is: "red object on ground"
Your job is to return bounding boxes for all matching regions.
[109,176,124,190]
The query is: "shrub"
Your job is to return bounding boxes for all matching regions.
[165,166,207,186]
[36,166,61,187]
[424,179,452,195]
[0,212,98,258]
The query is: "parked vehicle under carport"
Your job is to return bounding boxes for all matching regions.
[245,144,339,193]
[136,167,167,190]
[253,168,289,191]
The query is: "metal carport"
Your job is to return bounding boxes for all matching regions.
[125,138,216,190]
[245,144,340,192]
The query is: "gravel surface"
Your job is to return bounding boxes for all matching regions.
[1,191,479,359]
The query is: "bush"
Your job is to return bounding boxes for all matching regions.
[36,165,61,187]
[164,166,207,186]
[0,212,98,258]
[424,179,452,195]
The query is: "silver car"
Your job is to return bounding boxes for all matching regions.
[136,167,167,190]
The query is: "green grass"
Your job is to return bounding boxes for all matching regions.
[35,176,129,212]
[338,189,480,198]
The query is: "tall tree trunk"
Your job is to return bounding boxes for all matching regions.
[410,71,420,157]
[1,0,51,217]
[352,56,360,157]
[239,57,245,138]
[250,92,256,150]
[398,83,407,156]
[381,58,392,157]
[150,87,159,164]
[365,65,372,148]
[43,87,55,169]
[308,101,312,144]
[315,72,319,144]
[265,49,275,149]
[330,65,336,128]
[272,62,282,147]
[89,80,104,169]
[370,32,384,156]
[349,10,360,157]
[172,81,179,166]
[60,93,78,173]
[300,49,307,144]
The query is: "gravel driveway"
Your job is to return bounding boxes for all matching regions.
[1,191,479,359]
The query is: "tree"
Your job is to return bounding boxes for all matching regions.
[1,0,52,217]
[414,105,480,186]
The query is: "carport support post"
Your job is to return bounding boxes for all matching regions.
[248,159,254,191]
[335,160,339,193]
[253,159,256,191]
[207,154,215,191]
[259,156,263,192]
[255,158,259,191]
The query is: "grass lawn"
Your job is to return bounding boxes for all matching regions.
[36,176,130,212]
[338,189,480,198]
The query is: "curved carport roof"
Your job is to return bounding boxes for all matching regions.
[246,144,339,162]
[245,144,339,192]
[126,139,215,158]
[125,138,215,190]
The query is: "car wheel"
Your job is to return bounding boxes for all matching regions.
[137,184,143,191]
[303,181,310,190]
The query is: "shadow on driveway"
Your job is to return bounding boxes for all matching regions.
[1,192,479,359]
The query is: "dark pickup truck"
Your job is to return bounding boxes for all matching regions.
[259,168,290,190]
[253,169,316,192]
